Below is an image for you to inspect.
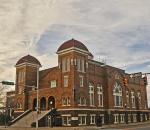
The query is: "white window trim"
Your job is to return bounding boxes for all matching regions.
[90,114,96,124]
[62,114,71,126]
[120,114,125,123]
[131,91,136,108]
[78,97,86,106]
[100,114,105,124]
[113,83,122,107]
[62,97,70,106]
[97,85,103,107]
[78,114,87,125]
[79,75,84,87]
[64,76,68,87]
[89,84,95,106]
[133,114,137,122]
[114,114,119,124]
[50,80,57,88]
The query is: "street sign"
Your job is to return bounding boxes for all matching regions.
[1,81,15,85]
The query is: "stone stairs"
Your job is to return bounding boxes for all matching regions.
[11,110,50,127]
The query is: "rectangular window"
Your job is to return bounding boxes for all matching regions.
[98,94,103,107]
[140,114,143,122]
[62,59,66,72]
[128,114,131,123]
[62,115,71,126]
[120,114,125,123]
[50,80,57,88]
[114,114,119,124]
[79,75,84,87]
[90,114,96,124]
[81,59,85,72]
[77,59,85,72]
[77,59,81,71]
[78,114,87,125]
[100,114,104,124]
[133,114,137,122]
[62,58,70,72]
[64,76,68,87]
[67,58,70,71]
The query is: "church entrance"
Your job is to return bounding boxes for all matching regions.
[40,97,46,111]
[33,98,37,111]
[48,96,55,109]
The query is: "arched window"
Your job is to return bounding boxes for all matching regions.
[137,92,141,108]
[89,83,94,106]
[126,90,129,107]
[78,96,86,106]
[62,97,70,106]
[97,84,103,107]
[113,82,122,107]
[131,90,135,108]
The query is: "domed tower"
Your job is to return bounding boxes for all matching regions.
[57,39,93,107]
[15,55,41,110]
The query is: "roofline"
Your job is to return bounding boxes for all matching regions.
[15,62,42,68]
[57,47,89,55]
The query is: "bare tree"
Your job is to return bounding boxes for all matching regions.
[0,85,6,107]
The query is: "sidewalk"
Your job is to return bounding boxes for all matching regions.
[0,121,150,130]
[102,120,150,129]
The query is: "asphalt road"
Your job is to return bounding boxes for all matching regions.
[124,126,150,130]
[106,124,150,130]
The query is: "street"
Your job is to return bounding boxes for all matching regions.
[105,123,150,130]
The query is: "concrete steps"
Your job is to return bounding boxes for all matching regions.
[11,110,50,127]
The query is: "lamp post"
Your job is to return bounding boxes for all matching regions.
[36,66,39,130]
[124,103,128,124]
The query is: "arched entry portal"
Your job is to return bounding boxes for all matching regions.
[33,98,37,111]
[48,96,55,109]
[40,97,46,111]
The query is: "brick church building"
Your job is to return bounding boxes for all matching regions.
[7,39,149,126]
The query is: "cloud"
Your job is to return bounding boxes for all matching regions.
[0,0,150,106]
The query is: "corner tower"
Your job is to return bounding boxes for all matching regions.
[56,39,93,106]
[15,55,41,111]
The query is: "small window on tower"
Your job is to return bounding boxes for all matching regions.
[64,76,68,87]
[79,75,84,87]
[50,80,57,88]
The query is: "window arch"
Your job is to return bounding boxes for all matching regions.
[97,84,103,107]
[89,83,94,106]
[126,90,130,107]
[78,96,86,106]
[131,90,135,108]
[113,82,122,107]
[137,91,141,108]
[62,97,70,106]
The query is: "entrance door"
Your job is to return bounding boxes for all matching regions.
[48,96,55,109]
[33,98,37,111]
[40,97,46,111]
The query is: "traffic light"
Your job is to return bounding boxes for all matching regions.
[143,75,148,85]
[123,77,128,87]
[1,81,14,85]
[23,88,26,93]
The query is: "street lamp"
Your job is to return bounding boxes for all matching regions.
[36,66,39,130]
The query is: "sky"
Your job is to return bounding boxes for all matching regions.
[0,0,150,105]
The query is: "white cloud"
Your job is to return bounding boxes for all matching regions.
[1,0,150,106]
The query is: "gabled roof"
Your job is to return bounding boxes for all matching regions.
[40,67,58,79]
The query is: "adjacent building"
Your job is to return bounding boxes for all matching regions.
[7,39,149,126]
